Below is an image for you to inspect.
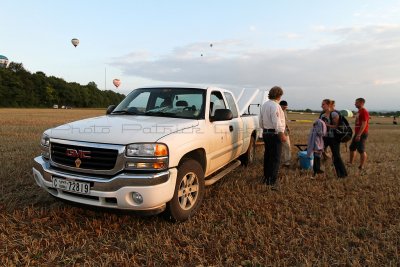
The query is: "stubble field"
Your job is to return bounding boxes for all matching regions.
[0,108,399,266]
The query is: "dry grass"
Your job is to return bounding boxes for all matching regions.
[1,108,399,266]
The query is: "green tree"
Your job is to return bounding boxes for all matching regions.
[0,62,125,108]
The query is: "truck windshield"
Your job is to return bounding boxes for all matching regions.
[111,88,206,119]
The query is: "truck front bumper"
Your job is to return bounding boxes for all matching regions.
[32,156,177,211]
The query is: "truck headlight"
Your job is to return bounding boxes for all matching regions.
[40,133,50,159]
[126,143,168,157]
[125,143,169,170]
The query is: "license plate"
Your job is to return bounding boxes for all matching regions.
[52,177,90,195]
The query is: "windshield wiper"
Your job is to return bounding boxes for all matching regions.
[144,111,177,117]
[110,110,139,115]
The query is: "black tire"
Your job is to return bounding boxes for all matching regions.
[240,136,256,166]
[166,159,205,222]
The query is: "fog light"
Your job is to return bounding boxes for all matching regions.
[126,162,152,169]
[153,162,167,169]
[132,192,143,204]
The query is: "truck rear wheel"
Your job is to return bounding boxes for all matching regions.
[240,136,256,166]
[166,159,204,222]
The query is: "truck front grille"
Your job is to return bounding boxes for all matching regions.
[51,142,119,170]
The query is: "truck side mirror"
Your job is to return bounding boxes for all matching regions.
[211,109,233,122]
[106,105,116,115]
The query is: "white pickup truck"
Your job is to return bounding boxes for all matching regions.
[33,86,260,221]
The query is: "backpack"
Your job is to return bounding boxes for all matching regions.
[330,111,353,143]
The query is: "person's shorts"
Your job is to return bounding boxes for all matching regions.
[349,133,368,153]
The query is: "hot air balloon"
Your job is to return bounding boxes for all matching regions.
[340,109,353,118]
[113,79,121,88]
[71,38,80,47]
[0,55,9,68]
[210,43,213,48]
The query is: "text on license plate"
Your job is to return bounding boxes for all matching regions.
[52,177,90,195]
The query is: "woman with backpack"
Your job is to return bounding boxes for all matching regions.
[319,99,348,178]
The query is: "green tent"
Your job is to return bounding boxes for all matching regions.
[340,109,353,118]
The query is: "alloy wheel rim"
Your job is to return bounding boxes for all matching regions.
[178,172,199,210]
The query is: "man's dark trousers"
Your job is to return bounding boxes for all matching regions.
[263,132,283,185]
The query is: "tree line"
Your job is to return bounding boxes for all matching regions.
[0,62,125,108]
[290,109,400,117]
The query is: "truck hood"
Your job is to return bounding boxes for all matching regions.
[47,115,200,145]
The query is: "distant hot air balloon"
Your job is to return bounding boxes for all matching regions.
[113,79,121,88]
[71,38,80,47]
[0,55,9,68]
[210,43,213,48]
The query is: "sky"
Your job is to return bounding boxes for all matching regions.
[1,0,400,111]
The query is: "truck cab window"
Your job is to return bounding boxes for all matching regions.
[210,92,226,117]
[223,92,238,118]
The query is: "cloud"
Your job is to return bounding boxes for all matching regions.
[249,25,257,32]
[280,33,302,40]
[110,24,400,110]
[352,3,400,22]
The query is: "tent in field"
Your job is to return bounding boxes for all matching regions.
[340,109,353,118]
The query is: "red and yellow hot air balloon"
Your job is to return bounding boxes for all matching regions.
[113,79,121,88]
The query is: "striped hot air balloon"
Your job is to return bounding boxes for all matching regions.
[71,38,80,47]
[0,55,9,68]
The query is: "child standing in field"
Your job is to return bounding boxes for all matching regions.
[307,118,327,178]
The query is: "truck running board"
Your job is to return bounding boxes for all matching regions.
[204,160,242,186]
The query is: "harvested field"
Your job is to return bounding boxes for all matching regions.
[1,108,399,266]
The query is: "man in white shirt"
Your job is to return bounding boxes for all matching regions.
[259,86,286,189]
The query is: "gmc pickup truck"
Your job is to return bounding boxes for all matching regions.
[33,86,260,221]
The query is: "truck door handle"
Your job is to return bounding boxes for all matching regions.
[229,125,234,132]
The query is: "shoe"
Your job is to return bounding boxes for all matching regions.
[358,166,367,176]
[270,184,279,191]
[263,177,272,184]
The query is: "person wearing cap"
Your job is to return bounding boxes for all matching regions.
[259,86,287,190]
[279,100,291,167]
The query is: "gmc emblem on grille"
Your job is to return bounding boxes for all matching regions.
[66,149,91,159]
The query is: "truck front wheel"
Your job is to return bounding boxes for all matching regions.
[166,159,205,222]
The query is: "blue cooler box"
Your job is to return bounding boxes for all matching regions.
[298,151,313,170]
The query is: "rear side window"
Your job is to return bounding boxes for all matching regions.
[210,91,226,117]
[224,92,238,118]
